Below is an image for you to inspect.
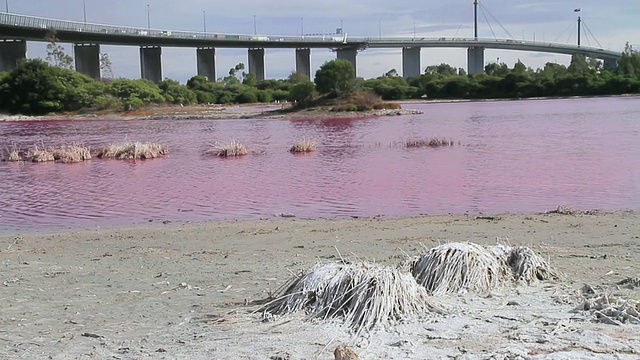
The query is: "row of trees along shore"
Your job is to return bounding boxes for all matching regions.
[1,41,639,115]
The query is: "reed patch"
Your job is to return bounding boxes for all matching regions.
[289,138,317,153]
[209,140,248,157]
[96,142,168,160]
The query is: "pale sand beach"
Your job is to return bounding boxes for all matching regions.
[1,211,639,359]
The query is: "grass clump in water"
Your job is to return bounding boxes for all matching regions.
[405,137,455,148]
[1,144,22,162]
[53,145,92,163]
[96,142,168,160]
[289,138,317,153]
[211,140,248,157]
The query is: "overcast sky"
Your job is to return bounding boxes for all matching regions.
[6,0,640,82]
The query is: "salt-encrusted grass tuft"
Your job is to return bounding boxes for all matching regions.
[211,140,248,157]
[503,246,557,284]
[411,242,506,295]
[96,142,168,160]
[262,261,439,333]
[289,138,317,153]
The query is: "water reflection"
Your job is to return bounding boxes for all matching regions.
[1,96,640,233]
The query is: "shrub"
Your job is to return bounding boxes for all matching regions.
[93,95,122,111]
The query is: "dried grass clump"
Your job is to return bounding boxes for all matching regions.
[504,246,557,283]
[1,145,22,162]
[212,140,248,157]
[289,138,317,153]
[25,146,56,162]
[546,206,576,215]
[262,261,437,333]
[411,242,506,295]
[53,145,92,163]
[405,137,455,148]
[96,142,168,160]
[576,294,640,325]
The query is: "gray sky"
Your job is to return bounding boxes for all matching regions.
[6,0,640,82]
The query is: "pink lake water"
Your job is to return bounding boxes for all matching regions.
[1,97,639,233]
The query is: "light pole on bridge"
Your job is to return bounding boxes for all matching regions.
[473,0,478,39]
[5,0,9,13]
[574,8,582,46]
[147,4,150,29]
[83,0,87,23]
[203,10,206,33]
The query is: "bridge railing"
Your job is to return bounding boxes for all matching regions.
[0,12,621,57]
[0,12,347,44]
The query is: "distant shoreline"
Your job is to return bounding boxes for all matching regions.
[0,103,421,122]
[2,93,638,122]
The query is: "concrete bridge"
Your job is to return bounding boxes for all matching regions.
[0,12,623,82]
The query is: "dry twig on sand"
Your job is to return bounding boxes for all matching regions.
[576,294,640,325]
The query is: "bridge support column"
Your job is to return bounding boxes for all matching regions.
[0,40,26,72]
[336,48,358,76]
[467,46,485,74]
[197,47,216,81]
[603,58,618,72]
[295,48,311,80]
[74,44,101,79]
[140,46,163,83]
[402,47,421,78]
[248,48,265,81]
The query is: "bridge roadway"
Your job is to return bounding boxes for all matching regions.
[0,12,623,82]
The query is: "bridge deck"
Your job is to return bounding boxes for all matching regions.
[0,13,621,60]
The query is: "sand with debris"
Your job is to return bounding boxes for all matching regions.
[1,211,639,359]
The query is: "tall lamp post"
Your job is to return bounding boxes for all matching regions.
[203,10,206,33]
[5,0,9,13]
[473,0,478,39]
[574,8,581,46]
[83,0,87,23]
[147,4,150,29]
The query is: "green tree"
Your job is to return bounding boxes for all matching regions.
[107,78,165,110]
[617,42,640,78]
[568,54,590,76]
[425,63,457,76]
[314,59,356,96]
[100,53,114,79]
[288,71,309,83]
[0,59,99,114]
[45,31,74,69]
[288,81,316,107]
[158,79,197,105]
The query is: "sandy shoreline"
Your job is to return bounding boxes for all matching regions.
[0,103,421,122]
[1,211,639,359]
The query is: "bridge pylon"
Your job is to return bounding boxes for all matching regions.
[467,46,485,74]
[336,48,358,76]
[0,39,26,72]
